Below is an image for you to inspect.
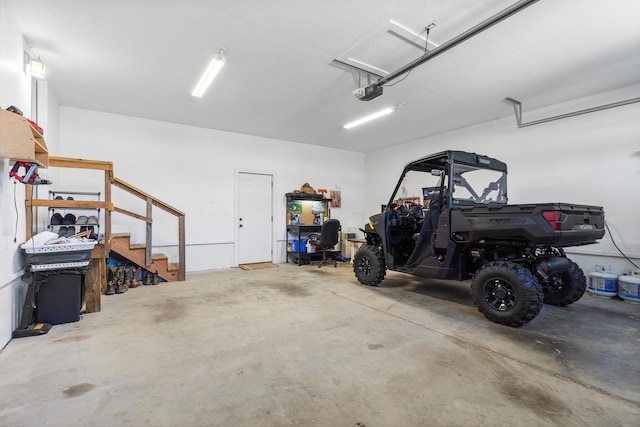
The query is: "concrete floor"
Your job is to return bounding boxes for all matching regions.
[0,262,638,427]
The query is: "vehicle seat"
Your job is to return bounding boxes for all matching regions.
[404,191,442,266]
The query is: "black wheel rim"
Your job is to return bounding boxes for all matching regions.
[356,256,372,277]
[483,278,517,311]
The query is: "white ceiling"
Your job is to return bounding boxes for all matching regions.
[8,0,640,153]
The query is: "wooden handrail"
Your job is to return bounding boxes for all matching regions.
[49,156,113,171]
[112,177,185,217]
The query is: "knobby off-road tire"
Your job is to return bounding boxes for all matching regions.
[471,261,544,327]
[542,258,586,306]
[353,245,386,287]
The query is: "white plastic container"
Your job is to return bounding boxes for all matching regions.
[21,240,97,254]
[587,265,618,298]
[21,240,97,269]
[618,271,640,304]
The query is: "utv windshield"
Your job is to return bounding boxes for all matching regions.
[387,169,443,211]
[451,162,507,205]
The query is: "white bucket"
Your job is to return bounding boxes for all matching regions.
[587,265,618,298]
[618,272,640,304]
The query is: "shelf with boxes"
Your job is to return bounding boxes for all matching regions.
[285,192,333,265]
[48,190,101,239]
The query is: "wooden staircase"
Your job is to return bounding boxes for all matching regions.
[110,234,181,282]
[26,156,186,285]
[109,176,185,283]
[23,157,185,313]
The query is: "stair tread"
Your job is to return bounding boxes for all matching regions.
[112,233,131,238]
[110,239,181,281]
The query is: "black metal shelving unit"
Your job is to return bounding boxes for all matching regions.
[285,192,330,266]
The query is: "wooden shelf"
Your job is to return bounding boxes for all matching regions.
[0,109,49,167]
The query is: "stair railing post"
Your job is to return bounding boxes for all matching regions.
[178,215,185,281]
[105,170,112,253]
[145,197,152,267]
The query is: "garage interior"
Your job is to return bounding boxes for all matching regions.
[1,1,639,426]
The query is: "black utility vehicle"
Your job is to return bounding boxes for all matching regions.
[353,151,605,326]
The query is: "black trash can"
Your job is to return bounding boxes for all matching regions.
[36,270,83,325]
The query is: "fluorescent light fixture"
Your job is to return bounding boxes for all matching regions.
[346,57,390,75]
[191,48,226,97]
[30,58,46,79]
[389,19,440,48]
[343,107,396,129]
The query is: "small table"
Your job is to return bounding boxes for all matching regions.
[347,239,367,263]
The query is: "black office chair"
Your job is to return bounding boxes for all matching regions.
[308,219,341,268]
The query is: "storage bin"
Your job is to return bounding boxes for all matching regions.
[36,271,83,325]
[291,238,308,253]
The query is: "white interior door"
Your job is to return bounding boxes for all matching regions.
[237,172,273,265]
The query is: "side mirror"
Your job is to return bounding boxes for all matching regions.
[431,169,443,176]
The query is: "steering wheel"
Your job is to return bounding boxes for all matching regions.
[408,204,424,219]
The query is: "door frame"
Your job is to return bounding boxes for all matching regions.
[234,169,277,266]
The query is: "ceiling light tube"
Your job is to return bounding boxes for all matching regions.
[191,49,226,97]
[346,57,390,75]
[389,20,426,41]
[388,20,440,49]
[343,107,396,129]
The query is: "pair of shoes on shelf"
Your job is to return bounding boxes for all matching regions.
[77,216,98,228]
[57,226,77,237]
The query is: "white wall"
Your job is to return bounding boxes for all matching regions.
[0,0,61,349]
[0,2,30,348]
[0,0,29,349]
[56,107,366,271]
[365,85,640,276]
